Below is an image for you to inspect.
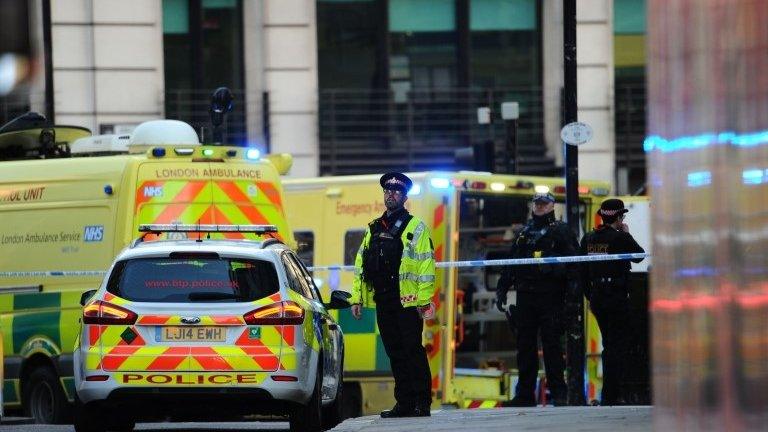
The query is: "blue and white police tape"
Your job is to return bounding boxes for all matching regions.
[307,253,649,272]
[0,253,648,278]
[0,271,108,277]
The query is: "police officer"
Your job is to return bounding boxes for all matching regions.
[350,172,436,418]
[496,192,579,407]
[579,198,645,405]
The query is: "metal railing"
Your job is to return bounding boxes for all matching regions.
[318,87,553,175]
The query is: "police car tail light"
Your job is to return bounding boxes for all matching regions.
[83,300,138,325]
[243,301,304,325]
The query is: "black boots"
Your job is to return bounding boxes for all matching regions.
[501,396,537,407]
[380,402,431,418]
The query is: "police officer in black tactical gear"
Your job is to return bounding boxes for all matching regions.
[495,192,579,407]
[579,198,644,406]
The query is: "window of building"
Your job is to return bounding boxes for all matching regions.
[317,0,381,89]
[469,0,541,88]
[389,0,457,90]
[162,0,246,144]
[344,229,366,266]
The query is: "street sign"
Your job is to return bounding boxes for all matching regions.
[560,121,593,146]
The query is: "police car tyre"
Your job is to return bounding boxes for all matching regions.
[74,397,135,432]
[23,366,71,424]
[322,358,344,429]
[290,359,323,432]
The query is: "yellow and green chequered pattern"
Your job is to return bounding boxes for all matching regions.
[1,290,83,404]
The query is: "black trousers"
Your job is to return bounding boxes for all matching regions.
[375,296,432,407]
[591,298,632,404]
[514,290,567,402]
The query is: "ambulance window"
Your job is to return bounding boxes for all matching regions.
[294,231,315,267]
[107,258,279,303]
[344,229,366,266]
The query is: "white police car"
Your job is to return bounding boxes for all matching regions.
[73,224,347,432]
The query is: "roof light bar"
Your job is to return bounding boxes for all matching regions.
[138,224,278,234]
[174,148,195,156]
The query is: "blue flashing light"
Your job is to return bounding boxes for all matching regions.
[686,171,711,188]
[151,147,166,157]
[246,148,260,160]
[644,129,768,153]
[103,185,113,195]
[430,178,450,189]
[742,169,766,185]
[409,184,422,196]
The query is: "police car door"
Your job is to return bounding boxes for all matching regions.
[283,252,342,401]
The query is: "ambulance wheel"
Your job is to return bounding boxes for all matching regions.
[290,360,323,432]
[23,366,71,424]
[322,359,344,429]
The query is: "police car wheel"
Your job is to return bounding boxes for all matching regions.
[322,359,344,429]
[289,359,323,432]
[23,366,71,424]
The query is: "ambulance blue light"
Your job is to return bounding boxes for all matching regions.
[151,148,166,157]
[430,178,449,189]
[246,148,260,160]
[103,185,113,195]
[409,184,421,195]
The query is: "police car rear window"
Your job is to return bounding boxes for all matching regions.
[106,258,279,303]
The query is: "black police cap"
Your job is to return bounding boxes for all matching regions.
[380,172,413,193]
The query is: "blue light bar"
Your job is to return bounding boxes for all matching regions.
[246,148,260,160]
[430,178,450,189]
[151,147,166,157]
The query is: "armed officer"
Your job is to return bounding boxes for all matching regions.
[579,198,645,405]
[350,172,436,418]
[496,192,579,406]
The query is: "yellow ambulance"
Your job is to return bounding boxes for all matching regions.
[283,172,614,414]
[0,119,294,423]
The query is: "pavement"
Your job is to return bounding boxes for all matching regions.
[0,406,652,431]
[329,406,652,432]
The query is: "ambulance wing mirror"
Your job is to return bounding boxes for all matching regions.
[80,289,97,306]
[325,290,352,310]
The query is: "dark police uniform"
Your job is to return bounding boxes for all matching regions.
[579,199,644,405]
[496,200,579,406]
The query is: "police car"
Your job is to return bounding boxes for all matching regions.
[73,224,347,432]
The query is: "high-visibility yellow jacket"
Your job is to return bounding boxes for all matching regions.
[350,216,436,307]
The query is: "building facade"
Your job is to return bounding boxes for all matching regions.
[5,0,646,193]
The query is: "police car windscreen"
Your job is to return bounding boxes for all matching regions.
[106,258,279,303]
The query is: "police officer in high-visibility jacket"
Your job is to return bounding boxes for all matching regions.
[579,198,644,405]
[350,172,436,418]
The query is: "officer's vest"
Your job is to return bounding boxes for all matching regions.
[512,220,567,282]
[351,216,436,308]
[362,214,412,286]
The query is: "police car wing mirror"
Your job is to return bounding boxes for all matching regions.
[80,289,97,306]
[325,290,352,310]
